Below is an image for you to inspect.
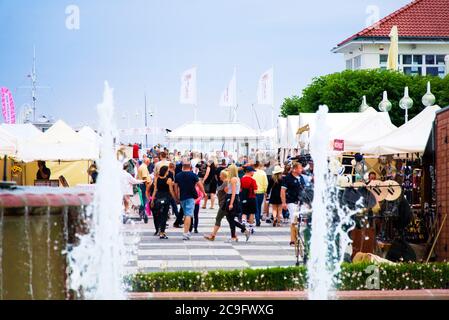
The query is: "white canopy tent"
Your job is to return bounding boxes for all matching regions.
[0,123,43,158]
[77,126,100,143]
[277,111,384,149]
[166,121,268,155]
[331,107,397,153]
[0,127,16,156]
[361,105,441,156]
[18,120,100,162]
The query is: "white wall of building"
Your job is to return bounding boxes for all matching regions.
[340,42,449,75]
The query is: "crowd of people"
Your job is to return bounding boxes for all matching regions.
[118,143,315,245]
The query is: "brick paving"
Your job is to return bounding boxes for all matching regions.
[122,205,298,274]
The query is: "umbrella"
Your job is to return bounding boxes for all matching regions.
[387,26,399,71]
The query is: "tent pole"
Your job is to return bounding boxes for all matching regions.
[3,155,7,181]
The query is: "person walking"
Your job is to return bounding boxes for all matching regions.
[121,162,144,214]
[202,160,218,209]
[168,162,180,218]
[175,159,205,240]
[204,170,230,241]
[266,165,284,227]
[154,151,170,175]
[137,156,152,217]
[224,164,250,242]
[215,159,228,186]
[240,166,258,233]
[190,183,205,234]
[281,162,306,246]
[151,166,176,239]
[253,161,268,227]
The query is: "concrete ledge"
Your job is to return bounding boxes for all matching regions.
[129,289,449,300]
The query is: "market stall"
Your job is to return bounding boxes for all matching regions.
[167,121,269,156]
[341,105,443,262]
[2,121,100,187]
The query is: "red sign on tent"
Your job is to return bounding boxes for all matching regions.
[333,139,344,151]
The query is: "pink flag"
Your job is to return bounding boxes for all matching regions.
[1,87,16,124]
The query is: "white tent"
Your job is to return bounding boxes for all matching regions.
[0,123,43,158]
[18,120,100,162]
[0,127,16,156]
[167,122,259,140]
[331,107,397,153]
[167,121,264,154]
[361,105,441,156]
[277,111,373,149]
[78,126,100,143]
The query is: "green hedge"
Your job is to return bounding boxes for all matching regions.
[126,263,449,292]
[280,69,449,127]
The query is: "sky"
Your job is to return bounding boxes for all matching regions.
[0,0,410,137]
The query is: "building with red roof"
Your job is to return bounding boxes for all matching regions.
[332,0,449,77]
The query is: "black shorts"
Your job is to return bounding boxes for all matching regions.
[241,198,256,215]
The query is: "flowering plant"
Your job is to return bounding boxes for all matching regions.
[11,165,22,174]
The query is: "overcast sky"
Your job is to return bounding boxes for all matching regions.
[0,0,409,134]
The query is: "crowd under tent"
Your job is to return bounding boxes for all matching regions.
[1,121,99,187]
[167,121,273,155]
[361,105,441,156]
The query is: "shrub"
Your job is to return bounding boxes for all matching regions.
[126,262,449,292]
[280,70,449,127]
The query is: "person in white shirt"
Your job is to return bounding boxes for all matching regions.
[121,162,144,213]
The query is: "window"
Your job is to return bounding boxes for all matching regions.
[379,54,388,70]
[398,54,447,77]
[346,59,353,70]
[354,56,362,69]
[425,55,435,65]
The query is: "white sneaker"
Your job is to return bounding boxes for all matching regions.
[182,233,191,240]
[225,238,238,243]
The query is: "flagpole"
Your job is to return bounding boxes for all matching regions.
[271,65,275,129]
[234,66,238,123]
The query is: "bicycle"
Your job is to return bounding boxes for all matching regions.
[294,207,312,266]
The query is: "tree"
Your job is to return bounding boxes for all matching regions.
[281,69,449,127]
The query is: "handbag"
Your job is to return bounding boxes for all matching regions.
[204,182,211,194]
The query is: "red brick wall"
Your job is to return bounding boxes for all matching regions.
[435,110,449,261]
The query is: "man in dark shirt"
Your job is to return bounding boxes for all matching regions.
[175,160,205,240]
[36,161,51,180]
[215,159,228,187]
[281,162,305,245]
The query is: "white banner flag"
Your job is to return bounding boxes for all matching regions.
[219,69,237,107]
[257,68,273,105]
[180,67,197,105]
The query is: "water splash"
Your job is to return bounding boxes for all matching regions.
[68,82,126,299]
[46,207,52,299]
[307,105,356,300]
[24,206,34,299]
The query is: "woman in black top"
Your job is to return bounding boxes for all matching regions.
[151,166,176,239]
[266,166,283,227]
[202,160,218,209]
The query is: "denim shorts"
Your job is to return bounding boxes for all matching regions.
[180,198,195,217]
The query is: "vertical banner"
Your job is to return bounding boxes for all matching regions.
[180,67,197,105]
[257,68,273,105]
[0,87,16,124]
[219,68,236,107]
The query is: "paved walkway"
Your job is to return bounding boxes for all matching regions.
[122,206,297,274]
